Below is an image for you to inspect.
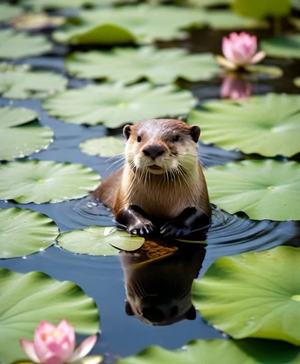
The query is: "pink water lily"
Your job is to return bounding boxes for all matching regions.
[218,32,265,70]
[20,320,97,364]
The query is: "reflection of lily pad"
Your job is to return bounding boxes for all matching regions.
[0,4,23,22]
[205,160,300,221]
[44,83,196,128]
[188,94,300,157]
[119,338,300,364]
[0,106,53,161]
[0,63,67,99]
[192,246,300,345]
[80,137,124,157]
[0,160,100,204]
[0,268,99,364]
[58,226,144,255]
[66,47,220,84]
[0,29,52,59]
[0,208,58,258]
[54,5,205,45]
[261,34,300,59]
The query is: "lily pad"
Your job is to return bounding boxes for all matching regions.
[22,0,124,10]
[80,136,124,157]
[0,208,58,258]
[0,29,52,59]
[261,33,300,59]
[58,226,144,255]
[0,160,100,204]
[66,47,221,84]
[0,63,67,99]
[232,0,290,19]
[53,5,206,45]
[0,4,23,22]
[294,77,300,87]
[203,10,266,29]
[43,83,196,128]
[119,338,300,364]
[0,106,53,161]
[11,13,65,30]
[192,246,300,345]
[245,64,283,79]
[205,159,300,221]
[0,268,99,364]
[188,94,300,157]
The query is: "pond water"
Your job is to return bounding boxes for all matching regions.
[0,9,300,363]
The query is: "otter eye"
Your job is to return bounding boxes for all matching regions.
[137,135,142,142]
[172,135,180,142]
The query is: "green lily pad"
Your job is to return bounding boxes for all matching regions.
[0,268,99,364]
[294,77,300,87]
[261,33,300,59]
[22,0,125,10]
[245,64,283,79]
[118,338,300,364]
[0,106,53,161]
[53,5,206,45]
[205,159,300,221]
[58,226,144,255]
[0,63,67,99]
[232,0,290,19]
[192,246,300,345]
[0,160,100,204]
[66,47,221,84]
[187,0,232,7]
[43,83,196,128]
[0,208,58,258]
[0,4,23,22]
[188,94,300,157]
[80,136,124,157]
[0,29,52,59]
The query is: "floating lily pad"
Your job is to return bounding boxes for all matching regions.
[233,0,290,19]
[0,106,53,161]
[261,34,300,59]
[187,0,232,6]
[11,13,65,30]
[203,10,266,29]
[205,159,300,221]
[53,5,205,45]
[0,4,23,22]
[66,47,221,84]
[294,77,300,87]
[188,94,300,157]
[0,29,52,59]
[119,338,300,364]
[80,137,124,157]
[245,64,283,79]
[43,83,196,128]
[192,246,300,345]
[0,268,99,364]
[58,226,144,255]
[0,63,67,99]
[22,0,124,10]
[0,160,100,204]
[0,208,58,258]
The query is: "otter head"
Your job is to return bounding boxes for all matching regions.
[123,119,200,175]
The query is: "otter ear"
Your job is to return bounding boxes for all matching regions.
[190,125,201,143]
[185,305,197,320]
[123,124,132,140]
[125,301,134,316]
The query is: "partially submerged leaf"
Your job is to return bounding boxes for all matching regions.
[188,94,300,157]
[0,160,100,204]
[58,226,144,255]
[0,63,67,99]
[80,136,124,157]
[0,106,53,161]
[66,47,221,84]
[43,83,196,128]
[0,4,23,22]
[261,33,300,59]
[205,159,300,220]
[0,29,52,59]
[192,246,300,344]
[0,268,99,364]
[232,0,291,19]
[0,207,58,258]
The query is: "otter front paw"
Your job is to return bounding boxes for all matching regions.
[128,219,155,236]
[160,221,191,238]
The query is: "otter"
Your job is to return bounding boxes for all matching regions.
[94,118,211,237]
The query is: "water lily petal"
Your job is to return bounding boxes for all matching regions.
[20,339,40,363]
[57,320,75,351]
[69,335,97,362]
[250,51,266,64]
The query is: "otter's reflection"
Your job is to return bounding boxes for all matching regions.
[120,239,206,326]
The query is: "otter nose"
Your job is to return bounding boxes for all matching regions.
[142,145,165,160]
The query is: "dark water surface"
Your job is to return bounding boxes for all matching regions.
[0,21,300,362]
